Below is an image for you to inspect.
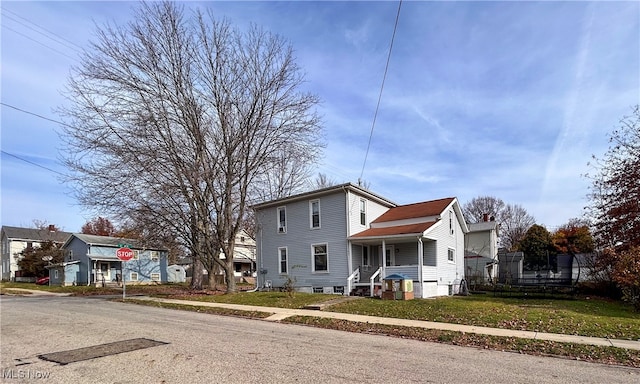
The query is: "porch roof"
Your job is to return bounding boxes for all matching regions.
[349,222,436,239]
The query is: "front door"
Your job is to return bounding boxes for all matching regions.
[384,246,395,267]
[98,262,111,282]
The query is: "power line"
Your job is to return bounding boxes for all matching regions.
[2,25,80,62]
[1,102,73,129]
[359,0,403,185]
[1,150,67,177]
[2,9,84,53]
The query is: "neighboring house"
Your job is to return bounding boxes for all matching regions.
[464,215,499,285]
[49,233,168,286]
[253,183,469,298]
[177,229,257,283]
[224,229,257,280]
[1,225,71,281]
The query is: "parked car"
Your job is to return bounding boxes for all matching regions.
[35,276,50,285]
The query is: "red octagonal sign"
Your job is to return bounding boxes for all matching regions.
[116,247,134,261]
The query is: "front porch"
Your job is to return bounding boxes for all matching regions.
[348,265,438,297]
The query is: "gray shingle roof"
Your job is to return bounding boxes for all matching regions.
[1,225,72,243]
[69,233,167,251]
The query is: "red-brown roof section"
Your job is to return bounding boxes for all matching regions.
[372,197,455,223]
[351,222,437,238]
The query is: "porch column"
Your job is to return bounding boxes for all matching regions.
[417,237,424,297]
[381,239,386,278]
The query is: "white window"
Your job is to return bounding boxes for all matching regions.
[278,247,288,274]
[312,243,328,272]
[277,206,287,233]
[150,251,159,262]
[448,248,455,263]
[360,199,366,226]
[54,270,59,279]
[151,273,160,281]
[310,199,320,229]
[130,272,139,281]
[132,250,140,260]
[362,245,369,266]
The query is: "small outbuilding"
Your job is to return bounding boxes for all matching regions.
[382,273,414,300]
[166,264,187,283]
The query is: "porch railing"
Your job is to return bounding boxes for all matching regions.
[346,267,360,296]
[370,267,382,297]
[385,265,437,281]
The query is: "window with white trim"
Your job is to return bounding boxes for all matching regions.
[132,250,140,260]
[130,272,139,281]
[447,248,455,263]
[150,251,159,262]
[312,243,328,272]
[151,273,161,281]
[310,199,321,229]
[360,199,366,225]
[278,247,288,274]
[277,206,287,233]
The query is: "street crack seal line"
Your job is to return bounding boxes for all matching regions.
[37,338,168,365]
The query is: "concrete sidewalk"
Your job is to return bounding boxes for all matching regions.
[135,296,640,351]
[2,288,72,296]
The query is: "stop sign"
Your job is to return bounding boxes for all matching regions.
[116,247,134,261]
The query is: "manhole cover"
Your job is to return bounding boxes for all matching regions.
[38,338,168,365]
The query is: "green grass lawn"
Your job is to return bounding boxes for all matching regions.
[327,295,640,340]
[164,291,640,340]
[168,291,336,309]
[5,282,638,340]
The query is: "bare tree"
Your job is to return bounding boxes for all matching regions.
[462,196,506,224]
[59,1,323,292]
[309,172,337,190]
[462,196,534,250]
[500,203,535,251]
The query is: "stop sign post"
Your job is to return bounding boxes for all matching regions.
[116,247,134,299]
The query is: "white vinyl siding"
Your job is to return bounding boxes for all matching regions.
[310,199,321,229]
[312,243,328,273]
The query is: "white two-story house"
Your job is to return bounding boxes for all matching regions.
[252,183,468,298]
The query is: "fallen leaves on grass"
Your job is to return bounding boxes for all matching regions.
[282,316,640,368]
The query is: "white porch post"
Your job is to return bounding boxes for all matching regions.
[381,239,386,278]
[347,240,353,296]
[417,237,424,298]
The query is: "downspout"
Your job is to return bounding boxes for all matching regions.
[345,188,353,292]
[417,236,424,298]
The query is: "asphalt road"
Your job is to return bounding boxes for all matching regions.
[1,295,638,384]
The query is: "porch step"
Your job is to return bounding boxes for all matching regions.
[350,287,370,296]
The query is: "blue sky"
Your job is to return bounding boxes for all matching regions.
[1,1,639,233]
